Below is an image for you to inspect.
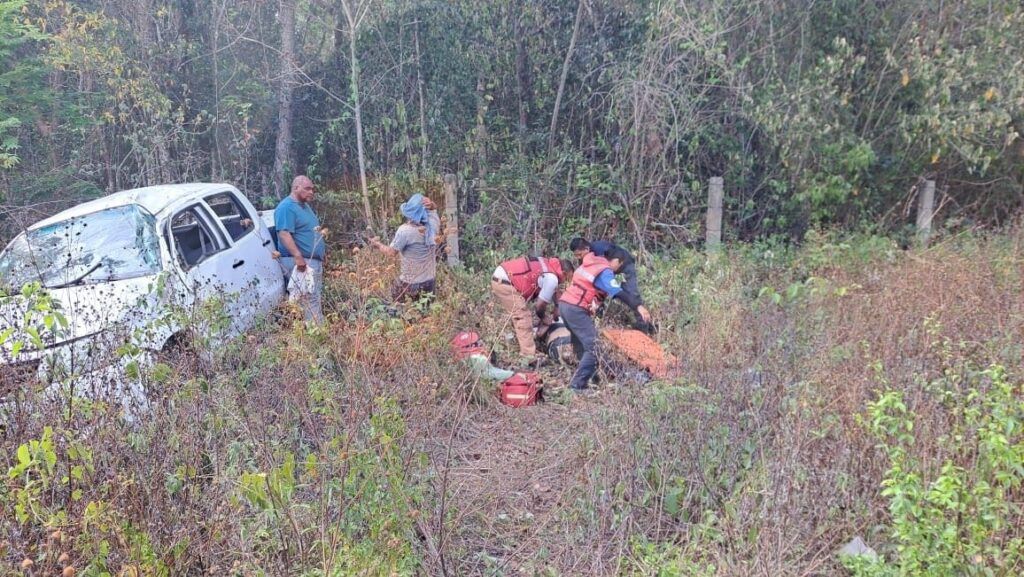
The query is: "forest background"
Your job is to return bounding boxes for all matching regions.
[2,0,1023,254]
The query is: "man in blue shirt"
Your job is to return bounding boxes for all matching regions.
[275,175,326,323]
[570,237,652,333]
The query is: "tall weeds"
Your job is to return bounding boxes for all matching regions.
[2,229,1023,575]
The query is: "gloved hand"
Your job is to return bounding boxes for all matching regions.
[634,319,657,335]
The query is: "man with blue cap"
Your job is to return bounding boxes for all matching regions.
[369,192,441,301]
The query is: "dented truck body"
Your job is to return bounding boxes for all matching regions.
[0,183,285,390]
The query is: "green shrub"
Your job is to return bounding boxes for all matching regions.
[852,365,1024,575]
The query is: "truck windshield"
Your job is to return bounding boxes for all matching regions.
[0,205,162,291]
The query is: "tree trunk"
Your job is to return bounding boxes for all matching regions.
[547,0,584,156]
[414,18,429,174]
[475,75,488,183]
[349,25,373,227]
[210,0,229,181]
[273,0,296,199]
[134,0,173,185]
[47,70,61,171]
[515,10,532,154]
[339,0,373,227]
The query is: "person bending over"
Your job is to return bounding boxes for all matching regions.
[558,249,651,394]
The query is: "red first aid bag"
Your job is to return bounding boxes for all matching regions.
[500,372,543,407]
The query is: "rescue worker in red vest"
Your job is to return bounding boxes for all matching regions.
[491,256,575,365]
[558,249,651,394]
[571,237,653,333]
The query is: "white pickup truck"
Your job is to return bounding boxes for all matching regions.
[0,183,286,392]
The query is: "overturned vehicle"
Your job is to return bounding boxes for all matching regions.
[0,183,285,400]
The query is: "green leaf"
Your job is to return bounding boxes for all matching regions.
[25,326,42,349]
[664,489,680,517]
[17,443,30,467]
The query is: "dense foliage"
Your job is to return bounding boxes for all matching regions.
[2,2,1023,574]
[0,0,1022,248]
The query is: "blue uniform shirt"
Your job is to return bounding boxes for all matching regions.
[593,269,622,298]
[274,196,325,259]
[590,240,613,257]
[591,240,634,266]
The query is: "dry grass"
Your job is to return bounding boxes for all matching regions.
[2,230,1023,575]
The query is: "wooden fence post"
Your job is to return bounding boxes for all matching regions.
[443,173,461,266]
[706,176,724,251]
[916,179,935,247]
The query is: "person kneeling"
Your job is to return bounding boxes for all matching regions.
[490,255,573,367]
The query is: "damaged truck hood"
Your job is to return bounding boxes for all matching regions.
[0,276,165,360]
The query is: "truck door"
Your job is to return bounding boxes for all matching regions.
[202,190,286,318]
[164,203,243,338]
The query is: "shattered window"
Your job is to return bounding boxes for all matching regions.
[0,205,162,291]
[205,192,254,242]
[170,207,223,268]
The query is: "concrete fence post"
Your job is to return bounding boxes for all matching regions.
[443,173,461,266]
[916,179,936,247]
[706,176,724,251]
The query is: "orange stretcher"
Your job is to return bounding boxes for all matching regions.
[601,328,679,379]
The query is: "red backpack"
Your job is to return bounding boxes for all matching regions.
[500,372,543,407]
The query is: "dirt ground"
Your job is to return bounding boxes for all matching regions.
[417,345,652,575]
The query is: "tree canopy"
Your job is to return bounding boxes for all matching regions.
[1,0,1022,249]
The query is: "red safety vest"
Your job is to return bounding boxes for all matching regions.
[559,253,611,312]
[500,257,564,301]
